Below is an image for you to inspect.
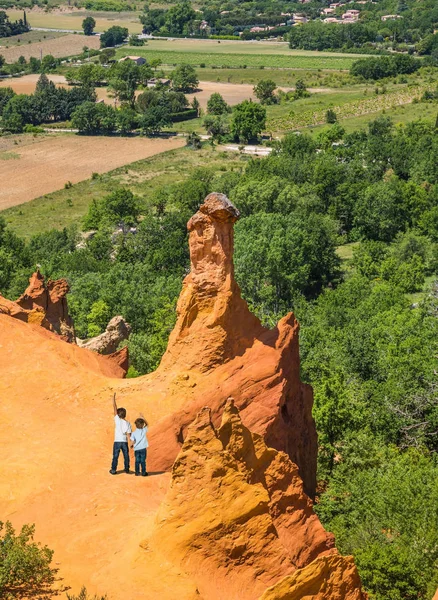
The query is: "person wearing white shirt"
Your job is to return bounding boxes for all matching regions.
[130,414,149,476]
[109,393,132,475]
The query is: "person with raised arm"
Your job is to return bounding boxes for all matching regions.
[130,412,149,477]
[109,393,132,475]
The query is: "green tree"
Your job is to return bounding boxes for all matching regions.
[98,47,116,65]
[203,114,229,139]
[234,212,340,318]
[316,447,438,600]
[109,60,140,107]
[186,131,202,149]
[100,26,128,48]
[354,178,406,242]
[206,92,230,115]
[326,108,337,124]
[1,111,24,133]
[87,299,111,336]
[71,102,116,134]
[253,79,277,105]
[84,188,140,229]
[82,16,96,36]
[66,63,106,87]
[40,54,57,73]
[164,0,196,35]
[191,96,200,116]
[138,105,171,136]
[0,520,63,599]
[0,87,15,116]
[129,34,144,46]
[116,107,138,134]
[294,78,309,100]
[171,64,199,92]
[231,100,266,143]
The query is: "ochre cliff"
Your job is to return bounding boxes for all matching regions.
[149,400,365,600]
[0,271,130,374]
[0,193,365,599]
[148,193,317,498]
[0,270,75,341]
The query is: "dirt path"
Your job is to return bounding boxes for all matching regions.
[0,134,184,210]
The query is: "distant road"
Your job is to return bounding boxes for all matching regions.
[31,26,84,33]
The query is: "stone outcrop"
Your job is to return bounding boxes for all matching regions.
[148,193,317,498]
[77,316,131,355]
[259,554,365,600]
[0,273,130,376]
[0,270,75,342]
[160,193,264,373]
[150,400,365,600]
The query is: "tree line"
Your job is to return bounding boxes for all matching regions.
[0,9,29,38]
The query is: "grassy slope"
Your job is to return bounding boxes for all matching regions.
[1,145,245,238]
[5,8,143,33]
[133,39,367,57]
[194,67,352,87]
[0,30,65,47]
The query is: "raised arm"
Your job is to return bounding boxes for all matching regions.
[139,412,148,427]
[113,393,118,416]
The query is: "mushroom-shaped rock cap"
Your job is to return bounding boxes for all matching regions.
[199,193,240,223]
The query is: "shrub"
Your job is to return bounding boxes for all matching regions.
[0,520,63,599]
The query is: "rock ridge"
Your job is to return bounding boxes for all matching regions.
[0,270,75,342]
[150,400,366,600]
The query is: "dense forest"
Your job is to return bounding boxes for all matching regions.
[1,112,437,598]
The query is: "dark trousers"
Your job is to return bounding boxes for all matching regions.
[135,448,147,475]
[112,441,129,472]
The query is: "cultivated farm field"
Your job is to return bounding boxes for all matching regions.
[0,73,68,95]
[0,30,65,48]
[117,46,360,70]
[130,38,366,58]
[0,133,184,210]
[0,33,100,62]
[1,146,244,238]
[5,8,143,33]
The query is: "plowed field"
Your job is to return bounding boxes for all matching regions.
[0,134,184,209]
[0,33,100,63]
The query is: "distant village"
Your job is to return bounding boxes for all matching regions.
[196,2,403,36]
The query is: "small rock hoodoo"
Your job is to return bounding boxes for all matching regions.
[160,192,265,372]
[0,270,75,342]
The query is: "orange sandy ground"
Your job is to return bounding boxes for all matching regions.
[0,316,199,599]
[0,134,184,210]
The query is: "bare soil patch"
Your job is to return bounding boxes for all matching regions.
[0,34,100,63]
[0,134,184,210]
[0,73,68,95]
[186,80,298,109]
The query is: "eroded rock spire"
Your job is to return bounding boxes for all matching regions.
[0,270,75,342]
[160,193,264,372]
